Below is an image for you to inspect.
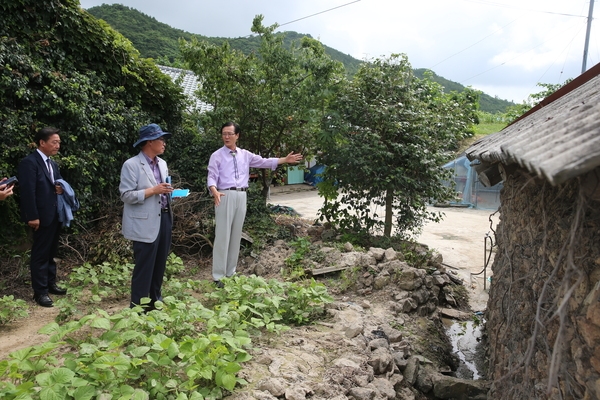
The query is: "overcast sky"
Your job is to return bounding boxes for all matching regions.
[78,0,599,104]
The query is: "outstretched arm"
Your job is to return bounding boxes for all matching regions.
[277,152,303,165]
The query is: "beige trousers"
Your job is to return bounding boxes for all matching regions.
[212,190,247,281]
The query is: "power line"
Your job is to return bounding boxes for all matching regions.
[462,0,589,19]
[278,0,362,28]
[429,18,519,70]
[460,19,586,84]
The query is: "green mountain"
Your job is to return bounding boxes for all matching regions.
[85,4,513,113]
[413,69,513,114]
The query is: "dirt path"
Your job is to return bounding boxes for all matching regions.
[0,305,59,358]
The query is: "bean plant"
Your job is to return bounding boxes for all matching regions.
[0,258,333,399]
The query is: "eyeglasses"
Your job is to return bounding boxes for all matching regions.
[222,132,237,137]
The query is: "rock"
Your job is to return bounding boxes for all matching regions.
[430,372,491,399]
[347,386,378,400]
[395,298,418,313]
[333,357,361,369]
[359,253,377,266]
[343,242,354,252]
[370,377,396,399]
[368,338,389,350]
[333,308,364,338]
[257,377,286,397]
[393,353,408,371]
[306,224,324,238]
[383,248,397,262]
[353,374,371,387]
[396,387,416,400]
[415,368,434,393]
[417,302,437,316]
[373,271,390,290]
[442,287,458,307]
[368,247,386,261]
[321,229,336,241]
[396,267,425,291]
[284,386,312,400]
[381,325,403,343]
[440,308,471,320]
[247,390,279,399]
[340,252,360,267]
[403,356,420,385]
[368,347,394,375]
[432,274,447,287]
[393,290,411,301]
[388,373,405,391]
[411,287,431,305]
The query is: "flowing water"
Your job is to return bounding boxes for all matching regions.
[443,317,485,380]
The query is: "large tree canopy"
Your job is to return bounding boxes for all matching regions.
[180,15,343,195]
[318,54,478,238]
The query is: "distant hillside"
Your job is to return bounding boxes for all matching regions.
[414,69,514,114]
[85,4,363,74]
[86,4,513,113]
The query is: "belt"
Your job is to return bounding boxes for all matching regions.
[221,187,247,191]
[161,207,169,213]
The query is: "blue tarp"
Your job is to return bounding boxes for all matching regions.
[305,164,326,186]
[442,155,502,210]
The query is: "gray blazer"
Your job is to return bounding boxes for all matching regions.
[120,152,173,243]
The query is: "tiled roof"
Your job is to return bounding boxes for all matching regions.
[157,65,211,112]
[466,63,600,186]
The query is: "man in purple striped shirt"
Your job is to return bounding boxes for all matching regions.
[207,122,303,287]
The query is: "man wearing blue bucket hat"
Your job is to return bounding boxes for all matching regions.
[120,123,174,310]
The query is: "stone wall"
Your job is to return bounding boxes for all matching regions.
[486,169,600,399]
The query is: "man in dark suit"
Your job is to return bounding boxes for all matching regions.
[18,127,68,307]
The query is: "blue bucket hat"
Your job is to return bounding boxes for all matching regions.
[133,123,172,147]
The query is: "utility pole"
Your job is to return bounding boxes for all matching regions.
[582,0,595,73]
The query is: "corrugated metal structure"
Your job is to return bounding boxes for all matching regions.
[466,62,600,186]
[157,65,211,112]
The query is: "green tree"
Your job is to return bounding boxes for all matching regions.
[179,15,343,196]
[504,80,572,122]
[318,54,478,238]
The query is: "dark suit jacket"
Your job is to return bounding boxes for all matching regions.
[18,151,62,226]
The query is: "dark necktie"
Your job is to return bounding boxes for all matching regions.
[46,158,54,183]
[230,151,239,180]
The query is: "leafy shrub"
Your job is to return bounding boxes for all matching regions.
[208,274,333,328]
[0,295,28,325]
[0,271,333,399]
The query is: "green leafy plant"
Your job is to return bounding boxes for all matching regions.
[284,237,312,279]
[208,274,332,328]
[0,267,332,399]
[0,299,252,399]
[337,266,362,292]
[0,295,28,325]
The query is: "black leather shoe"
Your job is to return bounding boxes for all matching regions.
[214,280,225,289]
[49,284,67,295]
[34,294,54,307]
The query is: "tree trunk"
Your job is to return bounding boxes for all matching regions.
[260,170,270,199]
[384,188,394,237]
